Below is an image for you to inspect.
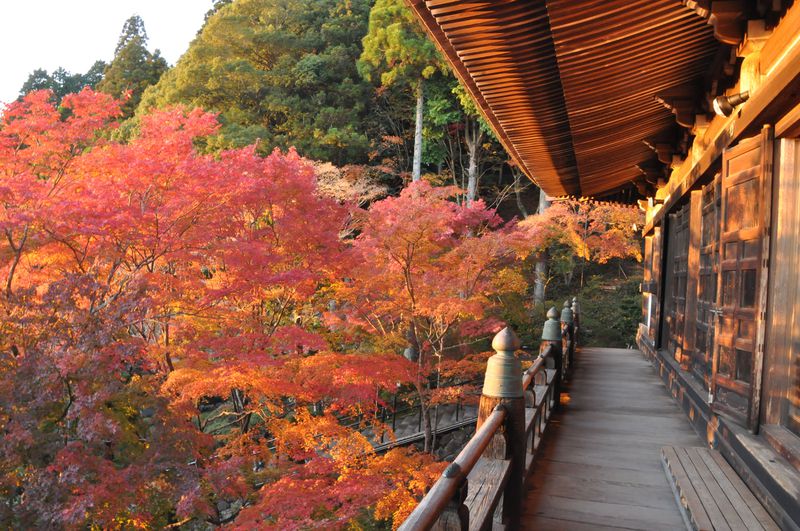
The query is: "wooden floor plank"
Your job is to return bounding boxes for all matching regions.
[709,451,781,531]
[684,447,747,530]
[527,472,680,510]
[518,515,632,531]
[695,449,765,531]
[676,447,732,531]
[662,446,715,531]
[523,493,685,530]
[521,347,704,530]
[535,446,669,474]
[536,459,673,488]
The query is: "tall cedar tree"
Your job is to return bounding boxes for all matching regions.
[97,15,168,117]
[139,0,374,165]
[358,0,445,182]
[423,78,504,206]
[0,90,445,529]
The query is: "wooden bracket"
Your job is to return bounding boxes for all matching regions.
[657,87,700,129]
[683,0,711,18]
[647,141,676,165]
[683,0,745,45]
[637,163,665,185]
[708,0,746,45]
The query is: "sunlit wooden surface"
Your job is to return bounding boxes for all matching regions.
[522,347,704,530]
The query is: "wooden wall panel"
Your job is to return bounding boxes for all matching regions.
[763,138,800,439]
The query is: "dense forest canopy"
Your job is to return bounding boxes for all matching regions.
[139,0,375,164]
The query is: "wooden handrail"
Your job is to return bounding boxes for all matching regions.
[522,343,553,390]
[398,407,507,530]
[400,302,580,530]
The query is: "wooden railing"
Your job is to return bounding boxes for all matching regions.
[399,299,580,531]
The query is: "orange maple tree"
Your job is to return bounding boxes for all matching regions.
[327,182,530,452]
[520,198,642,286]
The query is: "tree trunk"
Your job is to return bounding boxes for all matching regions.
[465,118,483,206]
[580,259,586,288]
[513,169,528,218]
[412,81,424,182]
[422,403,433,453]
[533,188,550,306]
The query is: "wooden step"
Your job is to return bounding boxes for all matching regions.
[661,446,780,531]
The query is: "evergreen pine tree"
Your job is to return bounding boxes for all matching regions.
[97,15,168,117]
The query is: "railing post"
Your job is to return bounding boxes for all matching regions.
[476,327,525,528]
[541,307,563,409]
[560,300,575,375]
[571,296,581,342]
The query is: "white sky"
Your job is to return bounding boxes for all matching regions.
[0,1,214,104]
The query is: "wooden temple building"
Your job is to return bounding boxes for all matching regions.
[402,0,800,529]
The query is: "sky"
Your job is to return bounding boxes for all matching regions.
[0,0,214,104]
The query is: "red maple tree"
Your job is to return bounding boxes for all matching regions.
[520,198,642,286]
[1,90,445,529]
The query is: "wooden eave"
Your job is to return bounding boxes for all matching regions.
[644,2,800,234]
[405,0,720,199]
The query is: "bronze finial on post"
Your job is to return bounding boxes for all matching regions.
[542,307,564,409]
[476,326,525,528]
[561,300,574,325]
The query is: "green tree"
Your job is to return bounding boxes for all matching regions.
[203,0,233,23]
[18,61,106,103]
[424,78,499,205]
[358,0,445,182]
[97,15,168,117]
[139,0,373,165]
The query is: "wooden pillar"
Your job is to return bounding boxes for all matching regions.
[476,327,525,528]
[561,300,575,374]
[542,307,564,408]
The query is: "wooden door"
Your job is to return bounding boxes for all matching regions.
[665,205,690,362]
[692,176,720,391]
[712,127,773,429]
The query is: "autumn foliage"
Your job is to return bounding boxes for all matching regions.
[327,182,530,451]
[0,90,451,529]
[520,198,642,286]
[0,89,640,529]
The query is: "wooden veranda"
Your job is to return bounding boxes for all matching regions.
[399,307,782,530]
[522,347,703,530]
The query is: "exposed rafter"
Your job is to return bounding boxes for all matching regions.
[406,0,721,200]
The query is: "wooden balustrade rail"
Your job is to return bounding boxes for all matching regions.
[398,408,508,530]
[399,304,579,531]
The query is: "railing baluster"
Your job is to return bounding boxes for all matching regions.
[542,307,564,409]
